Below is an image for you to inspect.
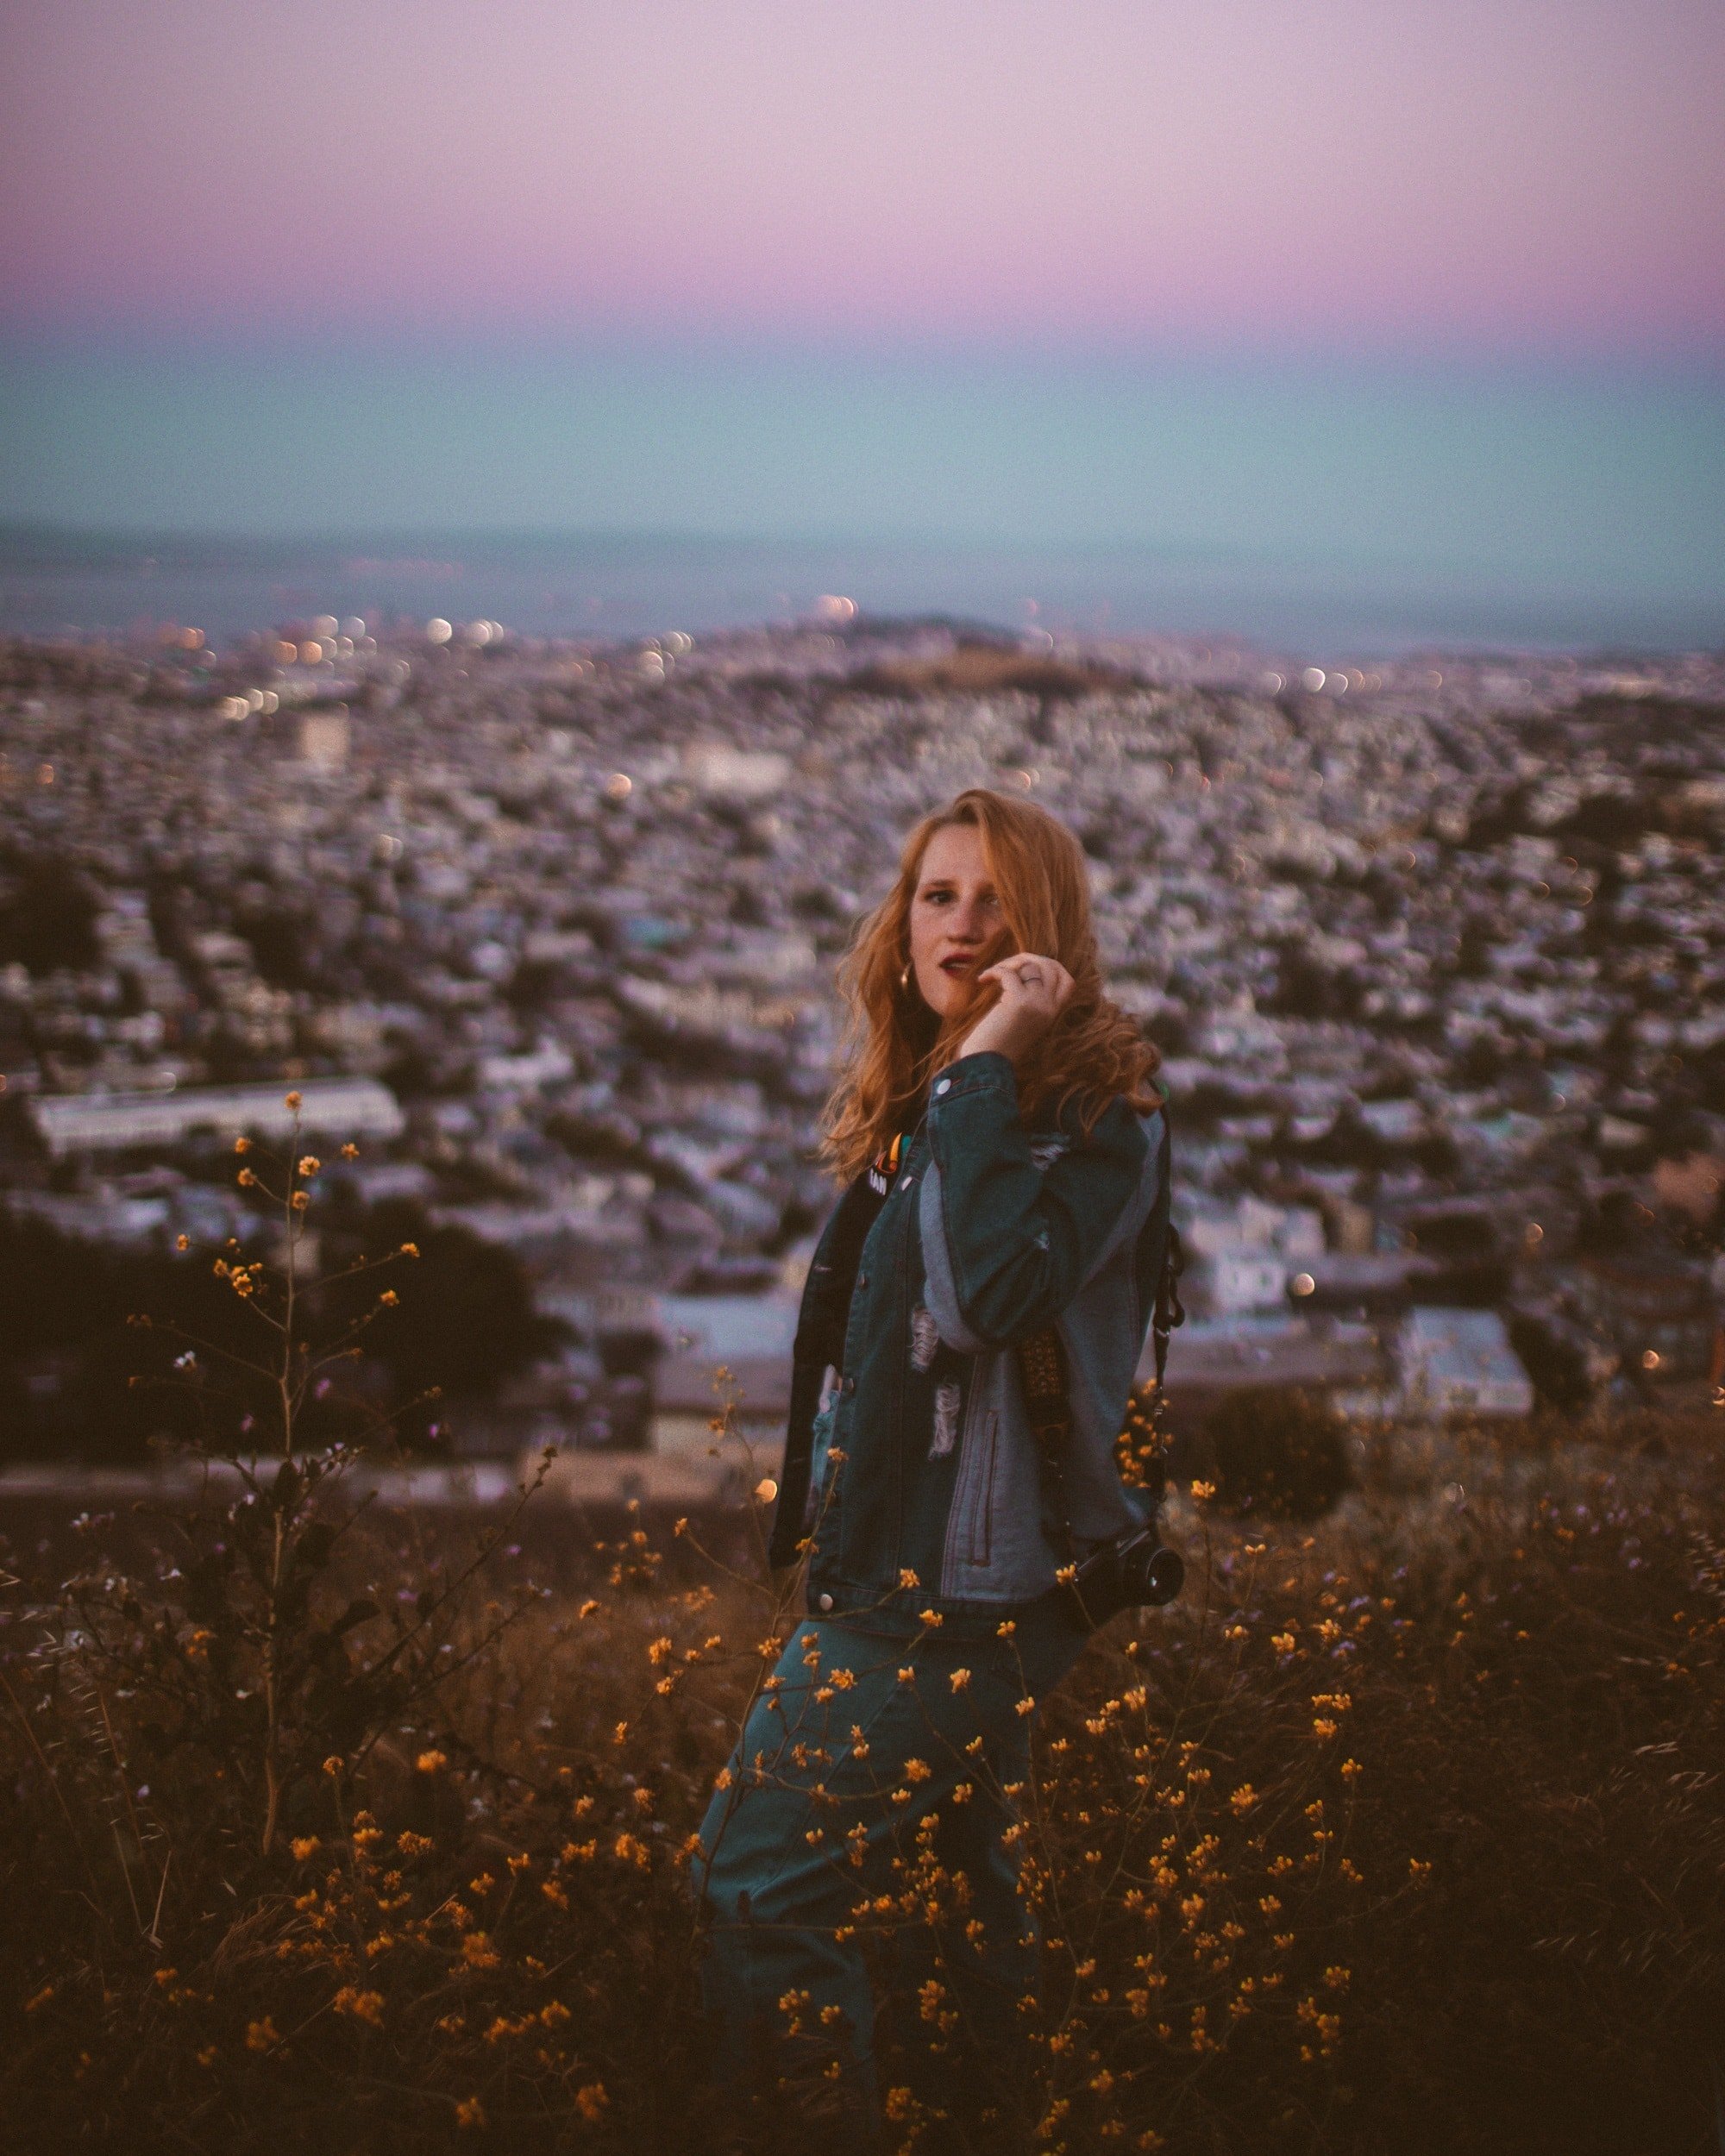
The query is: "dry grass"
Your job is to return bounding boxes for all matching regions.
[3,1404,1722,2156]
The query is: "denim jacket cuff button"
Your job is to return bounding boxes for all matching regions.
[938,1050,1018,1094]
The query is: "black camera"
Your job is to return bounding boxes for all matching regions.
[1061,1519,1185,1632]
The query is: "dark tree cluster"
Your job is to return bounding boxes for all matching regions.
[0,1200,562,1464]
[0,849,101,976]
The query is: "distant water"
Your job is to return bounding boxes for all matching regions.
[5,341,1722,654]
[2,526,1718,658]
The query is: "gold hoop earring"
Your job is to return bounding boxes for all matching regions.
[899,962,913,992]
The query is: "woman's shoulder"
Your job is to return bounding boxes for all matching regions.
[1045,1081,1168,1158]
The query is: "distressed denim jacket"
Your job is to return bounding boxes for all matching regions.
[767,1050,1171,1639]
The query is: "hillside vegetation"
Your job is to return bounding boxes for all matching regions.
[3,1395,1721,2155]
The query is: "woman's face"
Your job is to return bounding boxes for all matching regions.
[907,822,1009,1018]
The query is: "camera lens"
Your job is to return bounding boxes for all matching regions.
[1145,1545,1184,1604]
[1126,1542,1184,1608]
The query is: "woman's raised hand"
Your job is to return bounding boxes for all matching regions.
[956,952,1076,1065]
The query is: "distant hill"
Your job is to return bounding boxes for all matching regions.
[844,640,1139,700]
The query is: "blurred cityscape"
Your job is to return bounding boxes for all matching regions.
[2,608,1722,1498]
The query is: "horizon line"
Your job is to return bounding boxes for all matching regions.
[3,323,1722,385]
[10,518,1721,597]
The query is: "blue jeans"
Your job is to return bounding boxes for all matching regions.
[689,1588,1092,2151]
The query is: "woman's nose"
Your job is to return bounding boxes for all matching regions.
[951,894,988,938]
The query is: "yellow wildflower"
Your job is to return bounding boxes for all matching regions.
[332,1987,384,2024]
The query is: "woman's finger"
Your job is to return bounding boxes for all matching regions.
[976,953,1070,1014]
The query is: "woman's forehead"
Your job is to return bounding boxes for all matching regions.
[915,823,991,883]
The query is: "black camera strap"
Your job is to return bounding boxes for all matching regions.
[1152,1221,1188,1388]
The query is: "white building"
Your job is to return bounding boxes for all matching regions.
[649,1292,799,1454]
[1397,1307,1534,1420]
[1181,1196,1327,1315]
[29,1076,405,1159]
[1208,1249,1290,1313]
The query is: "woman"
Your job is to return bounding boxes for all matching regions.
[691,787,1170,2152]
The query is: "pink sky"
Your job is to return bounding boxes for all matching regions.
[3,0,1722,356]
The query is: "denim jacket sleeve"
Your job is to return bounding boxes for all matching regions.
[922,1050,1151,1347]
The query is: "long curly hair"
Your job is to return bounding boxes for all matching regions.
[819,787,1163,1181]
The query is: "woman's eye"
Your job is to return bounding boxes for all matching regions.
[917,887,1000,912]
